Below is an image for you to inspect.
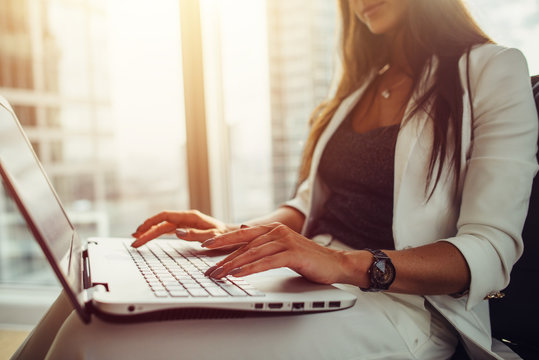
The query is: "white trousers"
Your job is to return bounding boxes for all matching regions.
[13,285,459,360]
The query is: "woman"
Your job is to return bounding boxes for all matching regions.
[14,0,537,359]
[130,0,537,357]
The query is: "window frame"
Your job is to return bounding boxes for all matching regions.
[179,0,212,215]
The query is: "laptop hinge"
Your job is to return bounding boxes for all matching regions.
[82,248,92,289]
[82,284,109,305]
[82,246,109,307]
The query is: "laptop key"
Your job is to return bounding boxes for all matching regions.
[205,287,229,297]
[219,284,248,297]
[187,288,209,297]
[243,288,266,297]
[169,290,189,297]
[184,283,204,290]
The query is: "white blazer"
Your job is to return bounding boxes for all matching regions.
[286,44,538,358]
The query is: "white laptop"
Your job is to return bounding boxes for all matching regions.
[0,96,356,323]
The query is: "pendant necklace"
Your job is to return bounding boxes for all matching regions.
[378,64,408,100]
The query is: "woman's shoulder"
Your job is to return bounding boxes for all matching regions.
[469,43,516,57]
[464,43,529,74]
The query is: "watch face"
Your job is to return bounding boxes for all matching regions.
[373,259,395,286]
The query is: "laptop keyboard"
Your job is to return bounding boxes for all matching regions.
[127,242,265,298]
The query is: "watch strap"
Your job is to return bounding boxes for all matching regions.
[360,248,395,292]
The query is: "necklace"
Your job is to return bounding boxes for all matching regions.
[377,64,408,100]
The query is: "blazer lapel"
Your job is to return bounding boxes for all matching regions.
[393,97,430,209]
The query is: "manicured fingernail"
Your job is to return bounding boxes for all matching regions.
[176,228,187,237]
[204,265,218,276]
[228,268,243,276]
[131,240,142,248]
[240,224,249,229]
[201,238,215,248]
[209,267,224,278]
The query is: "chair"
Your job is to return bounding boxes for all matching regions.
[487,75,539,359]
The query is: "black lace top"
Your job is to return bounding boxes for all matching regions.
[308,116,399,250]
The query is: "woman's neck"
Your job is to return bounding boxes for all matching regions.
[386,31,411,75]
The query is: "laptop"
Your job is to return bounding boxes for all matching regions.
[0,96,357,323]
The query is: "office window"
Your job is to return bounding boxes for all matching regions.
[200,0,338,223]
[468,0,539,75]
[0,0,188,290]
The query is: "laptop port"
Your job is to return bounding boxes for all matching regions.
[312,301,325,308]
[268,302,283,309]
[329,301,341,308]
[292,302,304,310]
[255,303,264,309]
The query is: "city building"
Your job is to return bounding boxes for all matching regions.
[266,0,337,205]
[0,0,113,284]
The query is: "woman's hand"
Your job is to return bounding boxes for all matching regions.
[203,222,360,285]
[131,210,236,248]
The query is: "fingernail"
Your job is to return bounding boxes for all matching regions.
[201,238,215,248]
[209,267,224,278]
[131,240,141,248]
[240,224,249,229]
[228,267,243,276]
[204,265,218,276]
[176,228,187,237]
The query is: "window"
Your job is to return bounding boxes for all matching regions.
[200,0,337,222]
[0,0,188,317]
[468,0,539,74]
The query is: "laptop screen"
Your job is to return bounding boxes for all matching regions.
[0,98,86,315]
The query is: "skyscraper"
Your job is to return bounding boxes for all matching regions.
[0,0,113,284]
[266,0,338,204]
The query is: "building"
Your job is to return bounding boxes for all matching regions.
[0,0,113,284]
[266,0,338,204]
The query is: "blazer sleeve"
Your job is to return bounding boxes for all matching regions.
[443,47,538,310]
[284,179,310,217]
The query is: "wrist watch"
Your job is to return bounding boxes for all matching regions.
[360,249,396,292]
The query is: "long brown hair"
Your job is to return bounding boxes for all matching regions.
[298,0,491,198]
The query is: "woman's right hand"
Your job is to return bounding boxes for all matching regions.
[130,210,236,248]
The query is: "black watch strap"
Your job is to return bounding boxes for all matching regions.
[360,249,396,292]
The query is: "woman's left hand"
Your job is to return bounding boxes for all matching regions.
[202,223,352,285]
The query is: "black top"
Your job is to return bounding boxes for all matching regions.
[308,116,399,250]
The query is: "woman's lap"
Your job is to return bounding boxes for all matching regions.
[39,287,457,360]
